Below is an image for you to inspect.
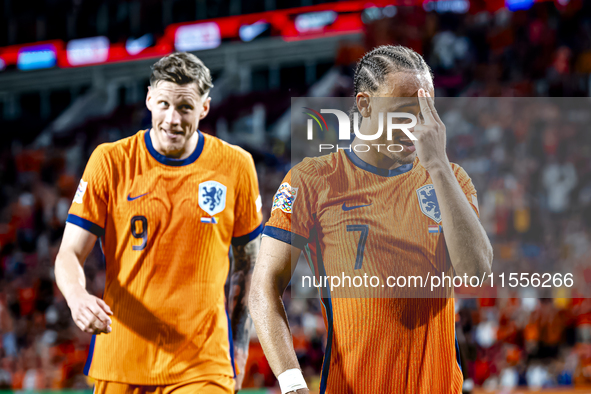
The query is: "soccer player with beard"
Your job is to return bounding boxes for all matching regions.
[250,45,493,393]
[55,52,263,393]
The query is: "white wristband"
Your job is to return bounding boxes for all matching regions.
[278,368,308,394]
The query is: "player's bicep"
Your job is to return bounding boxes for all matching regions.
[232,235,260,275]
[58,222,99,266]
[253,236,302,295]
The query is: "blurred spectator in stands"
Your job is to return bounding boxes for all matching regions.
[526,360,551,390]
[543,156,577,214]
[0,356,12,389]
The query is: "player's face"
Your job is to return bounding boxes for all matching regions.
[146,81,210,158]
[358,71,433,165]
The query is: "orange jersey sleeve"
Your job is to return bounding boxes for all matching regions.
[263,158,320,249]
[232,149,263,245]
[67,144,111,236]
[451,162,479,218]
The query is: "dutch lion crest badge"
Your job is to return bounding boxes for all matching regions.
[199,181,227,216]
[416,184,441,223]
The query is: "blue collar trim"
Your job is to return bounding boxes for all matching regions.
[344,148,414,177]
[144,129,204,166]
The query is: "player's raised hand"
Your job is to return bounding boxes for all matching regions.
[67,290,113,335]
[413,88,449,172]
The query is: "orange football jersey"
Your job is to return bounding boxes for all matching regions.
[264,148,479,393]
[67,129,263,385]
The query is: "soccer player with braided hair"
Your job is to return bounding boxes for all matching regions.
[250,45,493,393]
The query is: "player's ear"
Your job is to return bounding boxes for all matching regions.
[356,92,371,118]
[145,86,153,111]
[199,95,211,120]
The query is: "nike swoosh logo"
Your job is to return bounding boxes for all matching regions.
[125,33,153,55]
[239,21,269,42]
[342,202,372,211]
[127,193,149,201]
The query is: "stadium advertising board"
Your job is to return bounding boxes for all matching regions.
[174,22,222,52]
[0,0,569,72]
[66,36,110,66]
[16,44,58,71]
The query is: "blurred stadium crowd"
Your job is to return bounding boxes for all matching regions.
[2,0,591,392]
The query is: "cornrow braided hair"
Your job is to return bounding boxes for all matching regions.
[350,45,433,125]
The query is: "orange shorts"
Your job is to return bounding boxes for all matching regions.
[93,375,234,394]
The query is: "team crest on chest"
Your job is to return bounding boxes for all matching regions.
[199,181,227,216]
[416,184,441,223]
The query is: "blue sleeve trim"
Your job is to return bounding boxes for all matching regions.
[66,214,105,237]
[262,225,308,249]
[225,310,237,378]
[232,222,263,246]
[83,334,96,375]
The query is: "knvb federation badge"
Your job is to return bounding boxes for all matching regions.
[199,181,227,216]
[416,184,441,223]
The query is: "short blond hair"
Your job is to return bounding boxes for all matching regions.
[150,52,213,96]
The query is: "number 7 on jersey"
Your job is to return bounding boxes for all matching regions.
[347,224,369,270]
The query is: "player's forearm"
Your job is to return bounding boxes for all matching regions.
[429,164,493,278]
[250,239,302,377]
[250,282,301,376]
[55,249,88,303]
[230,236,260,352]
